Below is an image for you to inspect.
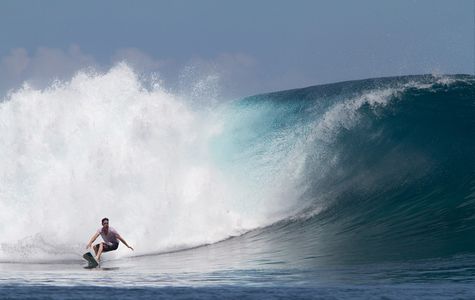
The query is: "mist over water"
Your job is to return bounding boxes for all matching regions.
[0,64,290,261]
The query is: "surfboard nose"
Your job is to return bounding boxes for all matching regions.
[83,252,99,268]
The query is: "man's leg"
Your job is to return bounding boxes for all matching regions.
[93,244,99,256]
[95,243,104,262]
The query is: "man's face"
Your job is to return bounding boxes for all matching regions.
[102,220,109,229]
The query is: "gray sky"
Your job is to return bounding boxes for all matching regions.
[1,0,473,98]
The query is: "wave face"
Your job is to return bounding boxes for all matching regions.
[211,74,475,264]
[0,64,474,264]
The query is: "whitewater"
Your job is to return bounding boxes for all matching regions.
[0,63,282,261]
[1,64,474,299]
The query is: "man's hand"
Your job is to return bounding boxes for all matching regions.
[117,235,134,251]
[86,243,91,249]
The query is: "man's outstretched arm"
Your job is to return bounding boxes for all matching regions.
[86,232,100,249]
[117,235,134,250]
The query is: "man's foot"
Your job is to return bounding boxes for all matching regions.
[95,256,100,262]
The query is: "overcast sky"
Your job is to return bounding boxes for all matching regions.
[1,0,473,98]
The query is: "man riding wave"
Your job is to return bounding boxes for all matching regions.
[86,217,134,262]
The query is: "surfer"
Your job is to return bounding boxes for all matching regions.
[86,217,134,262]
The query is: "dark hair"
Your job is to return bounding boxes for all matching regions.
[101,217,109,225]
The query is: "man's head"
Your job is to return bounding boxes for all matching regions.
[101,217,109,228]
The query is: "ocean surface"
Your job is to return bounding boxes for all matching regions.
[0,66,474,299]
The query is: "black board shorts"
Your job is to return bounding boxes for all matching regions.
[102,242,119,252]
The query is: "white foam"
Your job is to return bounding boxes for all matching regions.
[310,75,460,144]
[0,63,288,262]
[312,88,399,143]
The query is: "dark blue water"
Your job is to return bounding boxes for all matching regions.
[2,284,475,300]
[1,74,474,299]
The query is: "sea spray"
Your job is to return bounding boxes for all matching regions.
[0,64,272,261]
